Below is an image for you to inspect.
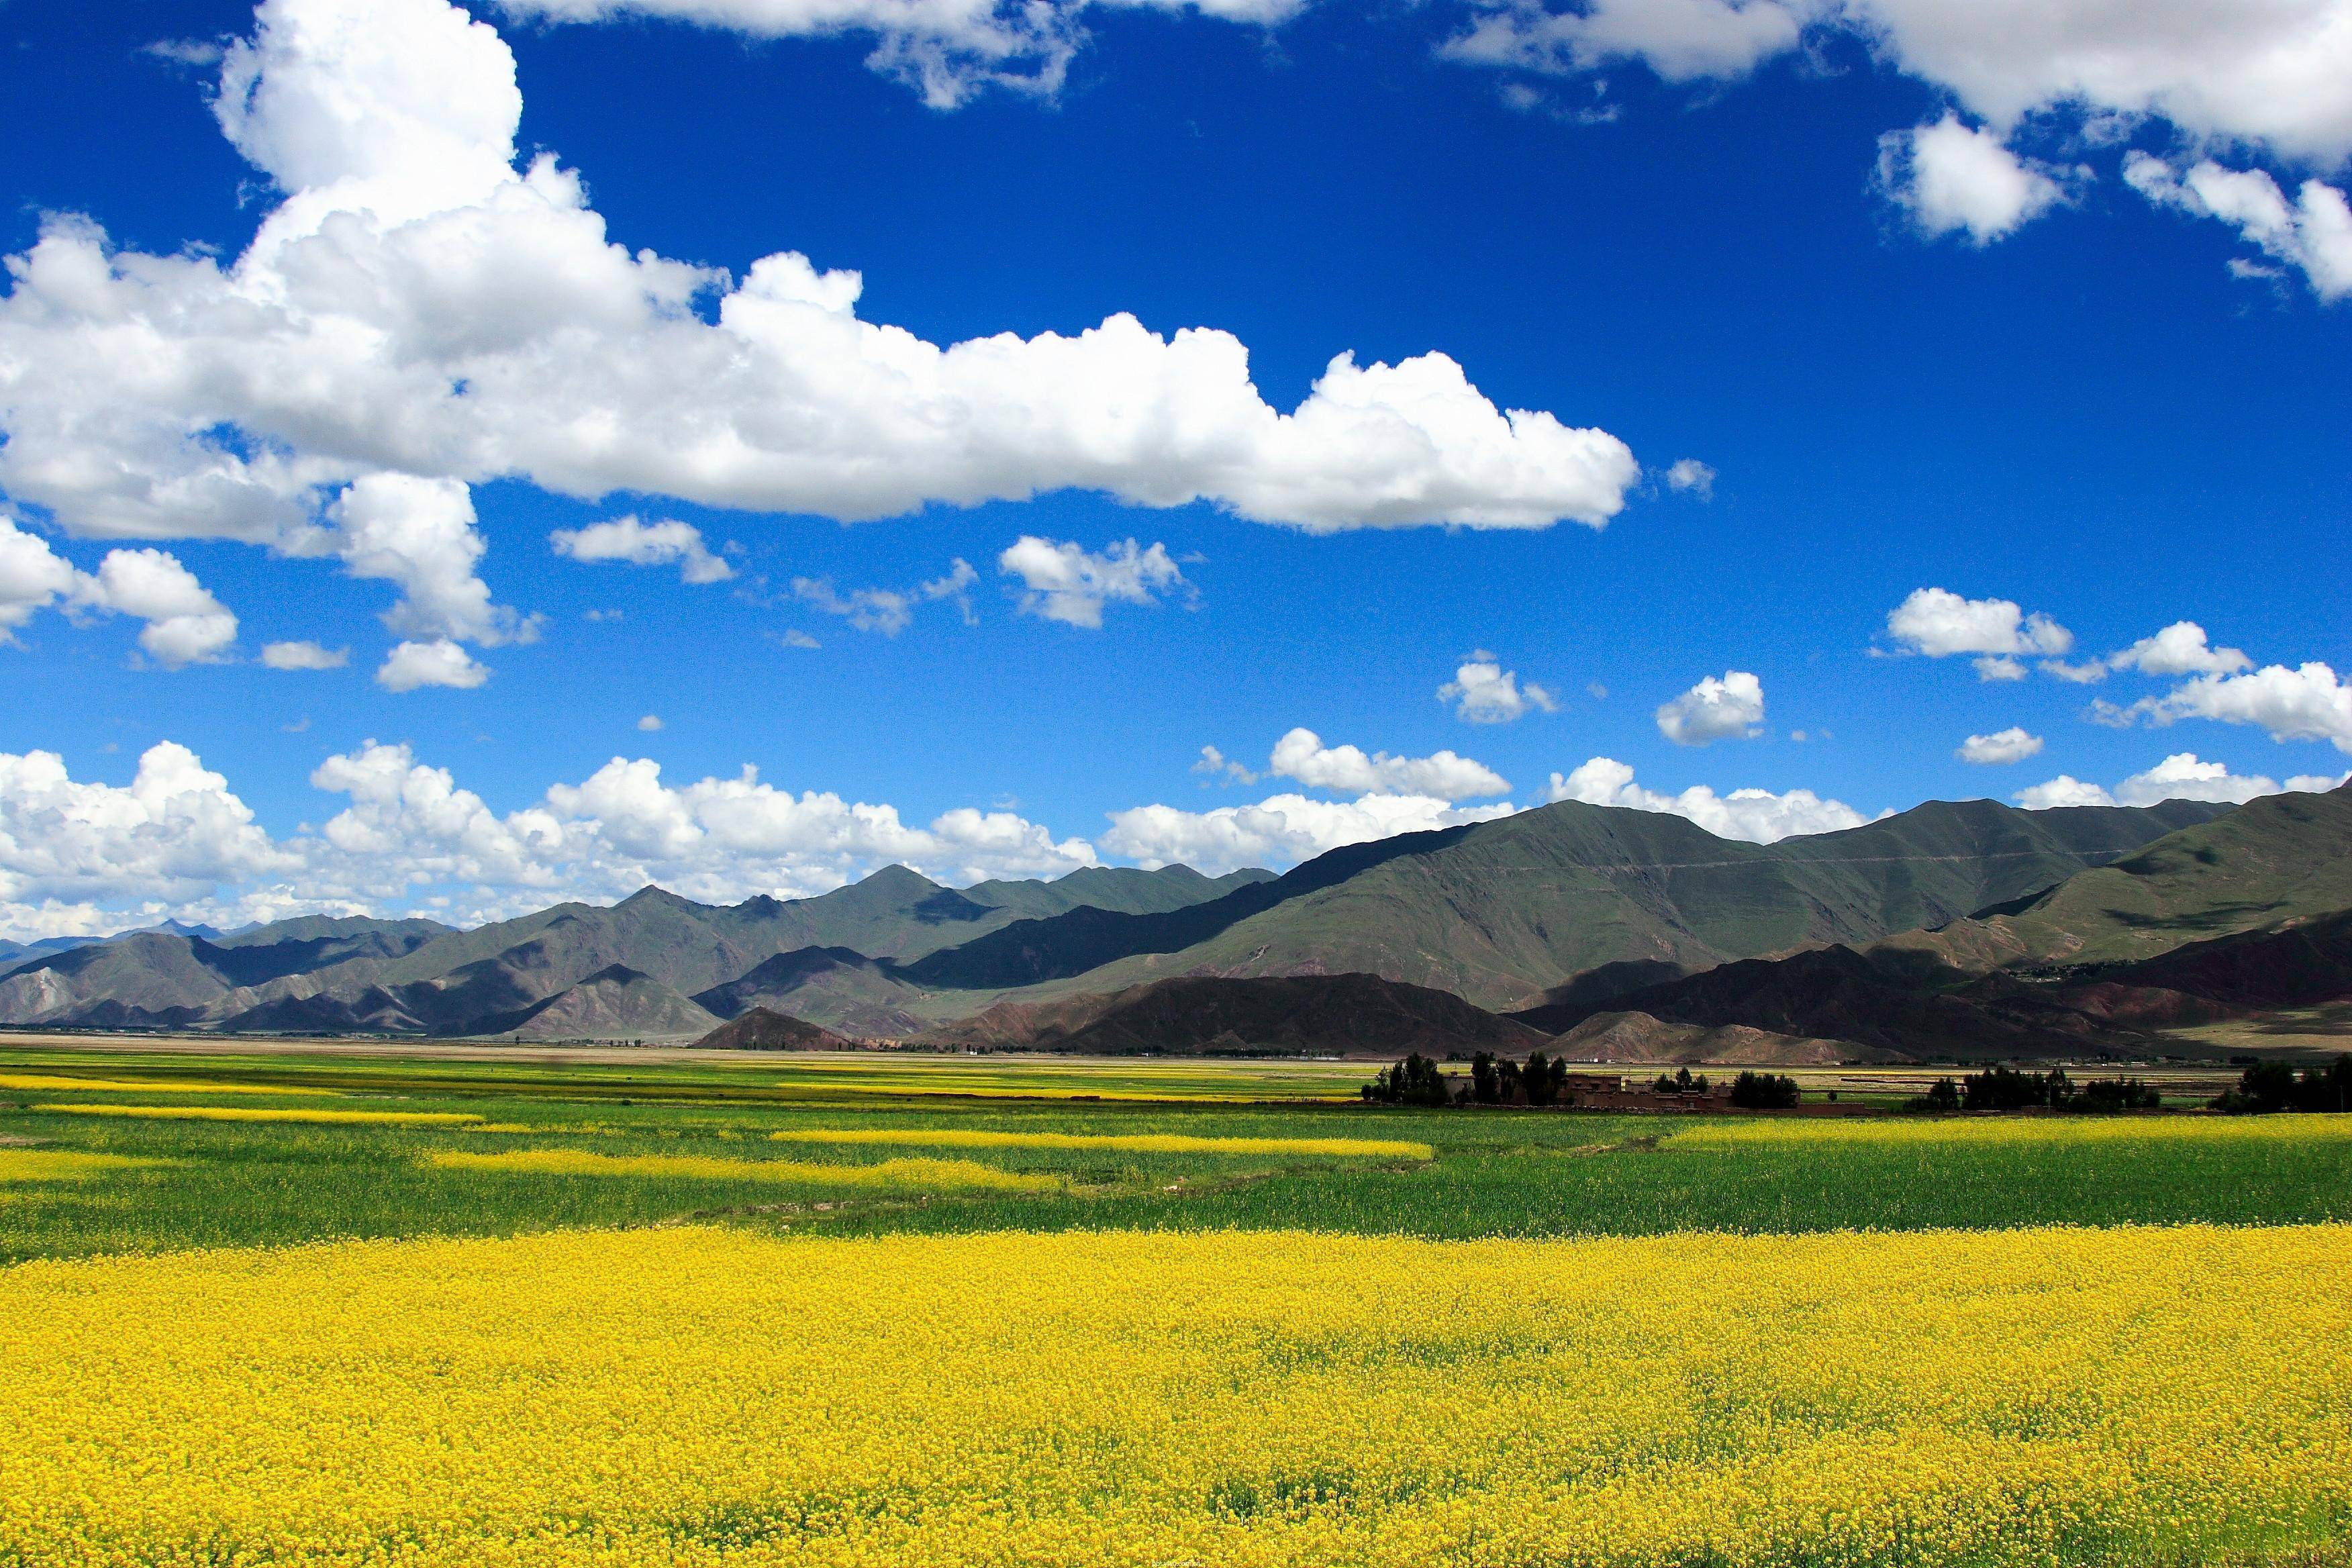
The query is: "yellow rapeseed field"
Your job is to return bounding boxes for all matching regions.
[1667,1113,2352,1150]
[0,1073,335,1095]
[30,1104,485,1127]
[0,1149,170,1181]
[769,1126,1434,1159]
[428,1148,1060,1191]
[2,1222,2345,1567]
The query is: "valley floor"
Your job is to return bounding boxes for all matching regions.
[2,1039,2348,1566]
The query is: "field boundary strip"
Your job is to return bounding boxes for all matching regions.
[31,1104,486,1127]
[769,1127,1434,1159]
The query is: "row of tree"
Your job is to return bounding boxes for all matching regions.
[1910,1066,2163,1114]
[1363,1057,1808,1110]
[2218,1055,2352,1114]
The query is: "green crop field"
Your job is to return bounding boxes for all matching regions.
[1,1039,2345,1261]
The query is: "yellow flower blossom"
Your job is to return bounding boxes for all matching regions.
[769,1127,1433,1159]
[31,1104,483,1127]
[428,1148,1059,1192]
[0,1073,335,1095]
[0,1222,2343,1566]
[0,1149,170,1181]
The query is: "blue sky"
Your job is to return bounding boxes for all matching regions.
[0,0,2347,936]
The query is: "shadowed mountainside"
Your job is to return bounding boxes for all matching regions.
[693,1006,854,1051]
[916,973,1549,1057]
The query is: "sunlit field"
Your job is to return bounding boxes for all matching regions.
[2,1037,2349,1567]
[5,1224,2347,1567]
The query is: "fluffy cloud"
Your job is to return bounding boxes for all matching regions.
[1957,726,2043,765]
[1269,727,1510,800]
[0,0,1639,625]
[793,559,977,636]
[1845,0,2352,164]
[1655,670,1764,745]
[1545,756,1866,841]
[261,640,349,669]
[69,548,240,667]
[328,475,533,646]
[2010,774,2115,810]
[1438,652,1559,723]
[2125,154,2352,301]
[308,741,1099,912]
[1884,587,2073,681]
[2106,621,2254,679]
[0,518,79,636]
[550,514,733,585]
[1441,0,1805,85]
[2112,661,2352,754]
[1103,792,1510,877]
[0,518,238,665]
[637,714,663,732]
[2016,752,2350,810]
[377,637,491,691]
[1878,114,2066,244]
[1663,458,1716,498]
[1445,1,2352,163]
[0,743,297,936]
[997,537,1186,628]
[0,736,1106,938]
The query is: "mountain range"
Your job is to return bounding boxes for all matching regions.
[4,784,2347,1059]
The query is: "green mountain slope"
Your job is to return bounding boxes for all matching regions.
[903,797,2227,1013]
[1884,782,2352,973]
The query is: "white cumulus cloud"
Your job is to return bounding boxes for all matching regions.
[2125,661,2352,754]
[1877,114,2067,245]
[0,0,1640,619]
[1269,727,1511,800]
[69,548,240,667]
[1438,651,1559,723]
[1957,726,2043,765]
[2125,153,2352,301]
[2106,620,2253,679]
[2017,752,2351,810]
[0,517,79,638]
[328,475,534,646]
[997,537,1187,628]
[550,514,734,585]
[1655,670,1765,745]
[1545,756,1866,842]
[0,736,1109,938]
[0,743,297,936]
[377,637,491,691]
[1102,791,1510,877]
[1885,587,2073,681]
[261,640,349,669]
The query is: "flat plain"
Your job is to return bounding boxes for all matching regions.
[1,1037,2347,1567]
